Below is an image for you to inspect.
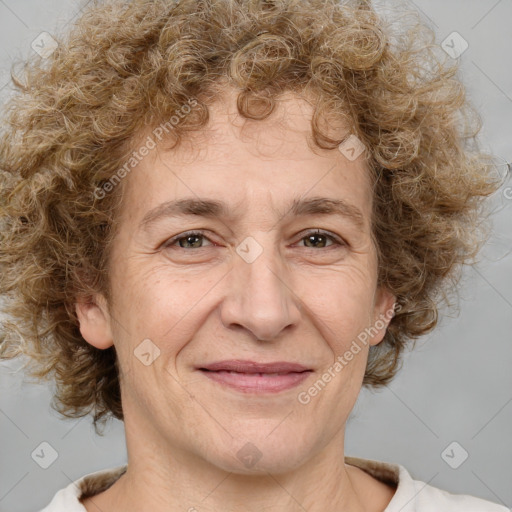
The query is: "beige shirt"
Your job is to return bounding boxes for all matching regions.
[39,456,509,511]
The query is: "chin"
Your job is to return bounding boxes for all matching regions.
[199,429,314,476]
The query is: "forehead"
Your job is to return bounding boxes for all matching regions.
[118,87,373,226]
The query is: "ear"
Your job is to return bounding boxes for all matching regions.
[75,294,114,350]
[369,286,397,347]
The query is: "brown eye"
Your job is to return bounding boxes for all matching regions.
[303,233,330,248]
[299,230,343,249]
[165,231,214,249]
[179,234,203,248]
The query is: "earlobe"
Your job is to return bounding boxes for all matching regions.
[369,287,397,346]
[75,294,114,350]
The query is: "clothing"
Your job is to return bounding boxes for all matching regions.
[39,456,508,511]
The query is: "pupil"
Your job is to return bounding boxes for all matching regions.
[306,234,326,248]
[181,235,202,248]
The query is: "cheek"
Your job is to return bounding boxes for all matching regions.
[296,263,377,348]
[110,266,215,407]
[110,262,220,353]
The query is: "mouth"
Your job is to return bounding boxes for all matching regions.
[197,360,313,394]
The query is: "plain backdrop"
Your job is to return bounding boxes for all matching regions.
[0,1,511,511]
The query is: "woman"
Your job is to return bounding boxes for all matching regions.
[0,0,507,511]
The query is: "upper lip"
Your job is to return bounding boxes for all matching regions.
[198,360,311,373]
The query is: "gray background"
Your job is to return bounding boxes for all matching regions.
[0,1,511,511]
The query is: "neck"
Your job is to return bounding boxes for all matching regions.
[82,416,368,512]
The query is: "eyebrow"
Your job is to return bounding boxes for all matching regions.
[139,196,366,232]
[290,197,365,229]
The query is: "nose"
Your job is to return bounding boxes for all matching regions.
[219,242,302,342]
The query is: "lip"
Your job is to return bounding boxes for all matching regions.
[197,359,313,394]
[199,360,311,373]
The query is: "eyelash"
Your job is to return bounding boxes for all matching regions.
[163,229,345,250]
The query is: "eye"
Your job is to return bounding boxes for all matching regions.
[297,229,344,249]
[164,231,214,249]
[162,229,345,252]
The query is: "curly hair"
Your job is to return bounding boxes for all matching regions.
[0,0,501,430]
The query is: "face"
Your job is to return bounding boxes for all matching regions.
[77,88,395,475]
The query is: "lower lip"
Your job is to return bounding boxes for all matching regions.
[199,370,312,393]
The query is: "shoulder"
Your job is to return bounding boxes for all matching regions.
[412,481,509,512]
[345,456,509,512]
[39,465,127,512]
